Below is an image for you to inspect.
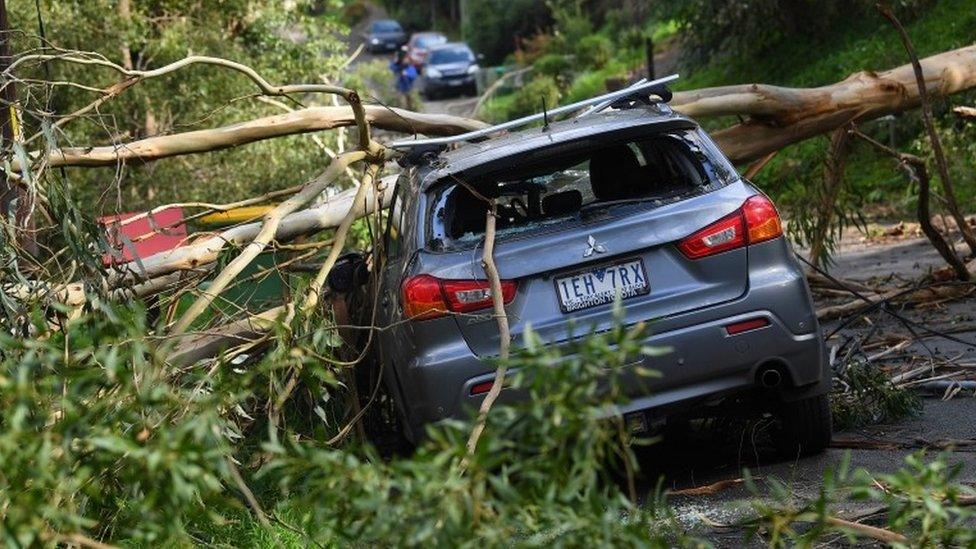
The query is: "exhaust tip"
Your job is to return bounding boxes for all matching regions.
[759,368,782,389]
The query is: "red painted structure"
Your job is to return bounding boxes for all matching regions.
[98,207,187,265]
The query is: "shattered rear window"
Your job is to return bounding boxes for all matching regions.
[426,130,735,251]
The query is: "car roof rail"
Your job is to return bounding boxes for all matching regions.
[387,73,679,152]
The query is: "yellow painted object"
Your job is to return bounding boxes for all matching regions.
[197,205,275,228]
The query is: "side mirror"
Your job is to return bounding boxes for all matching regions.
[326,252,369,294]
[476,53,485,61]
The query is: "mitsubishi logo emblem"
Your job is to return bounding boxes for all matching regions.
[583,235,607,258]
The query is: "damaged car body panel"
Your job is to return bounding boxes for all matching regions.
[356,94,831,457]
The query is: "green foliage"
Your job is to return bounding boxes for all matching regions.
[831,356,921,430]
[747,455,853,547]
[675,0,976,254]
[751,452,976,547]
[534,53,572,80]
[655,0,883,63]
[575,35,613,70]
[851,453,976,547]
[507,75,561,119]
[8,0,349,211]
[564,60,627,103]
[0,301,238,544]
[0,296,691,546]
[260,315,679,546]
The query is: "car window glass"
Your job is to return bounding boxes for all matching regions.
[429,48,474,64]
[426,131,726,250]
[416,35,447,48]
[373,21,401,32]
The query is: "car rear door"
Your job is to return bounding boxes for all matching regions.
[416,181,755,357]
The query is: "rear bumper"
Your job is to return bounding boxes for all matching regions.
[392,240,829,442]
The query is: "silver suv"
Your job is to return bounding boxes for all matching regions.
[336,89,831,457]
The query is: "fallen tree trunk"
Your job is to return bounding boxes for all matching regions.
[12,106,487,170]
[671,45,976,163]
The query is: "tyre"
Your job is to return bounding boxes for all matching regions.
[771,392,832,458]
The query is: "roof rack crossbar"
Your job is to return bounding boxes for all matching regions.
[387,73,679,150]
[575,77,648,118]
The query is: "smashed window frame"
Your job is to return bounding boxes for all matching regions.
[424,129,738,252]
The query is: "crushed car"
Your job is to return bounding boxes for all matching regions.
[331,78,832,457]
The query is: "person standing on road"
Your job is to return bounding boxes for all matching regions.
[390,47,418,110]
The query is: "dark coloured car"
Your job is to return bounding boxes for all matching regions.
[336,81,832,457]
[420,43,479,99]
[363,19,406,53]
[404,32,448,66]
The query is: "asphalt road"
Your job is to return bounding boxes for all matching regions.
[645,233,976,543]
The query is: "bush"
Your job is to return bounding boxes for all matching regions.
[0,293,688,546]
[564,59,627,103]
[506,75,562,119]
[262,316,678,545]
[655,0,936,64]
[575,34,614,70]
[512,32,557,66]
[534,53,571,81]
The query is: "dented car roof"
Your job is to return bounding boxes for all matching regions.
[419,107,697,190]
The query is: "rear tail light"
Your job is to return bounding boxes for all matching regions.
[742,194,783,244]
[402,275,517,320]
[678,195,783,259]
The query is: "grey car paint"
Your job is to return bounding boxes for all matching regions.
[368,106,829,443]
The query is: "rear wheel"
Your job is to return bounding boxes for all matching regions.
[771,393,832,458]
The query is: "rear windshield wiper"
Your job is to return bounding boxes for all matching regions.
[579,197,658,216]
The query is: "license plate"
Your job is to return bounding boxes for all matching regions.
[554,258,649,312]
[448,80,463,86]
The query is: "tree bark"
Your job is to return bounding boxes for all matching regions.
[462,202,510,471]
[12,106,488,170]
[670,45,976,164]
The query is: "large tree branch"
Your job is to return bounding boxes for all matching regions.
[12,106,487,170]
[671,45,976,163]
